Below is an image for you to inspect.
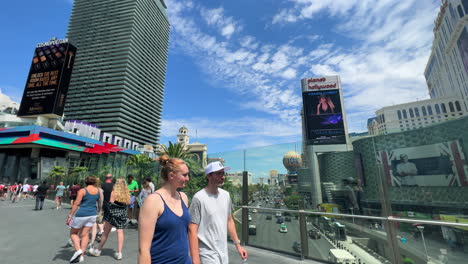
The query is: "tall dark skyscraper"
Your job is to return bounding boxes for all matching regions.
[64,0,169,146]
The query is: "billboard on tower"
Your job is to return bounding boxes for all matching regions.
[301,76,348,145]
[18,38,77,117]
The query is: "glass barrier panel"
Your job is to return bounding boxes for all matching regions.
[246,207,300,256]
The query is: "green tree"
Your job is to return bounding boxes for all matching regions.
[284,194,302,210]
[126,154,155,183]
[48,166,66,186]
[65,166,88,185]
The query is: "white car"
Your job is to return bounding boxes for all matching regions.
[276,211,282,217]
[248,215,252,221]
[279,223,288,233]
[252,209,258,213]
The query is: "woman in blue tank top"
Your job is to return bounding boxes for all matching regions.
[138,155,191,264]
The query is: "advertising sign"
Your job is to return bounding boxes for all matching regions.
[302,89,346,145]
[18,38,77,117]
[376,140,468,187]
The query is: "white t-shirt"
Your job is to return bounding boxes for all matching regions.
[190,188,233,264]
[33,185,39,192]
[22,184,30,192]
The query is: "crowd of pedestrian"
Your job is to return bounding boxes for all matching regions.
[2,157,249,264]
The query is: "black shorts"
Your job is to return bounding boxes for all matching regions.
[70,195,77,201]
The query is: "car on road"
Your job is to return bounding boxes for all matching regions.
[252,209,258,213]
[292,241,301,253]
[266,215,272,220]
[308,228,321,239]
[275,211,282,217]
[276,216,284,224]
[285,217,291,222]
[248,225,256,235]
[283,211,291,216]
[279,223,288,233]
[248,215,252,221]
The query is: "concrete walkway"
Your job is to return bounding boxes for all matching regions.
[0,198,324,264]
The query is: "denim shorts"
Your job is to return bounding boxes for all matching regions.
[70,215,97,229]
[128,196,136,209]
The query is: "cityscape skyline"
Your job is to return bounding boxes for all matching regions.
[0,0,441,153]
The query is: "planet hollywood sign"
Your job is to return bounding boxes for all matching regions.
[306,78,337,90]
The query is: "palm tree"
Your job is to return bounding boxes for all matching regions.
[126,154,155,183]
[48,166,66,186]
[157,141,204,178]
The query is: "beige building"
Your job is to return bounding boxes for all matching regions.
[226,171,252,186]
[176,126,207,168]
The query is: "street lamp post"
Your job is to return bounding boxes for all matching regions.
[417,225,429,263]
[350,207,355,224]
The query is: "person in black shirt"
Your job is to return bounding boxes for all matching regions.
[35,181,49,210]
[101,174,114,232]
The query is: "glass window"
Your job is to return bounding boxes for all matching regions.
[435,104,441,114]
[463,0,468,14]
[397,110,402,120]
[414,107,420,117]
[449,102,455,112]
[455,101,462,111]
[427,105,433,115]
[421,106,427,116]
[458,5,464,18]
[409,108,414,118]
[402,109,407,119]
[441,103,447,113]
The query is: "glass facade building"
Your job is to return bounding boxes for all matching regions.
[64,0,170,146]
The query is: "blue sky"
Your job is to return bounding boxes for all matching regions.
[0,0,440,172]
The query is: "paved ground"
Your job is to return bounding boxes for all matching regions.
[0,198,324,264]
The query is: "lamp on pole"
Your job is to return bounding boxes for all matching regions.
[417,225,429,263]
[350,207,355,224]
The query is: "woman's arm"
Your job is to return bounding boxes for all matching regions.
[138,194,161,264]
[316,104,321,115]
[67,189,85,225]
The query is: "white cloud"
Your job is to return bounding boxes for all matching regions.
[0,88,20,109]
[167,0,440,147]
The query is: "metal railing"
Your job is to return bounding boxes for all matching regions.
[235,205,468,264]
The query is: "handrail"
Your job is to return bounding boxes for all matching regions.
[237,205,468,228]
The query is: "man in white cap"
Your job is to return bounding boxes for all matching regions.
[189,161,248,264]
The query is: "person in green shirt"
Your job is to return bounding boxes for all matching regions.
[127,175,139,225]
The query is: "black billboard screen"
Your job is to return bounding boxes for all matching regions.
[302,89,346,145]
[18,40,76,117]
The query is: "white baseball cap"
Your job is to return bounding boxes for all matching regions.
[205,161,231,175]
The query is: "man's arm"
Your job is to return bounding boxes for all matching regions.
[227,214,248,259]
[189,223,200,264]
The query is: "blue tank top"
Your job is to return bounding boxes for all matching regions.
[75,188,99,217]
[151,192,191,264]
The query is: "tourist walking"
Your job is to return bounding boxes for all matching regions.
[67,176,101,263]
[9,182,17,201]
[35,181,49,210]
[55,182,66,209]
[89,178,130,260]
[89,178,104,249]
[0,183,5,201]
[189,161,248,264]
[138,155,191,264]
[137,179,153,207]
[69,182,81,208]
[101,173,115,233]
[12,182,22,203]
[126,175,139,226]
[22,182,30,200]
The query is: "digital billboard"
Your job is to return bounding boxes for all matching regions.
[376,140,468,187]
[18,39,77,117]
[302,89,346,145]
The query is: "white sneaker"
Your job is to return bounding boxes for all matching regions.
[70,249,83,263]
[78,256,84,263]
[88,248,101,257]
[111,227,116,232]
[131,219,138,225]
[114,252,122,260]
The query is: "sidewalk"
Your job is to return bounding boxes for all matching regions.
[0,198,323,264]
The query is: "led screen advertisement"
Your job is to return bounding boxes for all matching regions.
[18,39,77,117]
[302,89,346,145]
[376,140,468,187]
